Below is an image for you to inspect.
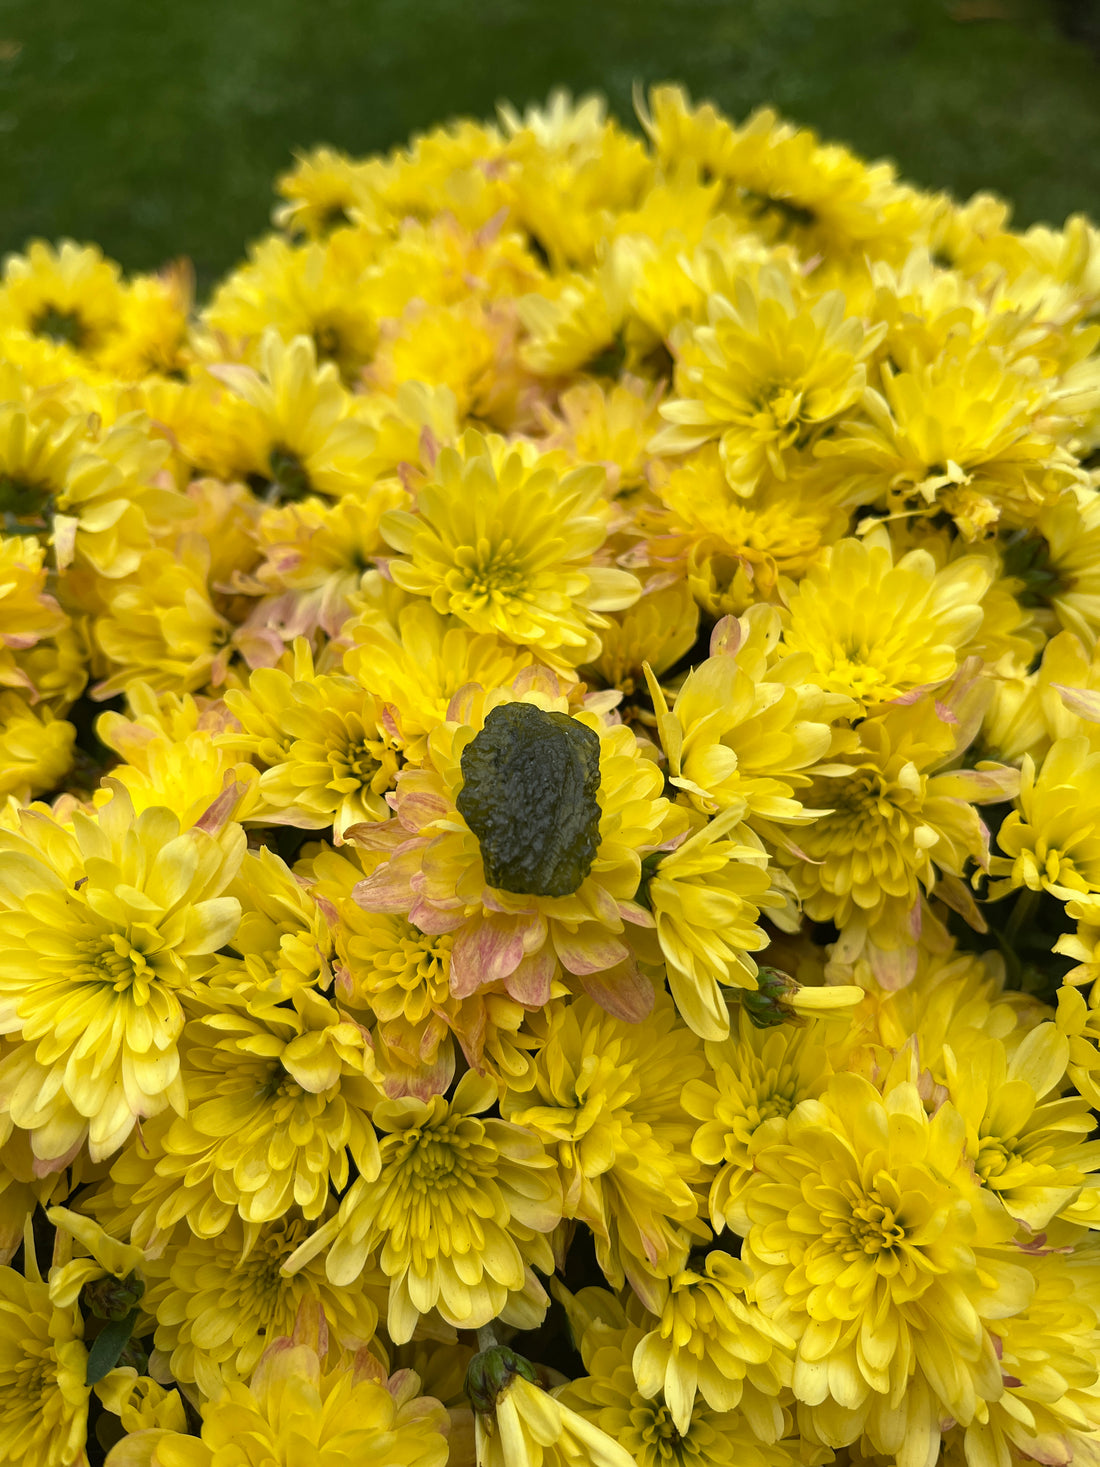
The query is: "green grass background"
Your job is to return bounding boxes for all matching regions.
[0,0,1098,292]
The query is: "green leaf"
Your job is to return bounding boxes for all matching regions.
[85,1307,140,1386]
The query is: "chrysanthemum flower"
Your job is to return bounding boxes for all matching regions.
[990,735,1100,900]
[0,693,75,802]
[273,144,381,238]
[644,810,791,1040]
[285,1070,562,1343]
[818,343,1082,538]
[0,239,124,357]
[0,1245,90,1467]
[468,1343,636,1467]
[99,980,381,1245]
[143,1210,382,1397]
[949,1024,1100,1230]
[105,1325,450,1467]
[683,1007,836,1231]
[380,429,640,671]
[785,699,1015,966]
[0,533,68,696]
[503,994,708,1309]
[652,266,883,482]
[222,640,399,840]
[558,1310,798,1467]
[644,605,851,830]
[0,788,244,1166]
[778,528,993,711]
[99,265,192,380]
[343,602,536,765]
[209,329,378,501]
[734,1073,1030,1466]
[632,1251,794,1438]
[356,679,684,1017]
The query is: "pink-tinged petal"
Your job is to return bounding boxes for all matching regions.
[353,856,420,913]
[381,1045,454,1101]
[394,788,451,830]
[935,873,988,933]
[870,941,918,991]
[450,919,526,998]
[195,782,245,833]
[408,899,465,934]
[504,948,557,1007]
[1054,683,1100,723]
[553,924,629,976]
[581,956,654,1022]
[618,899,655,928]
[50,514,78,571]
[709,615,742,658]
[932,765,1020,804]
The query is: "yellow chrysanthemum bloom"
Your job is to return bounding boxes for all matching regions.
[286,1070,562,1343]
[98,266,192,380]
[93,538,233,699]
[0,238,124,357]
[0,1245,90,1467]
[645,605,851,830]
[778,527,993,711]
[105,1329,449,1467]
[503,994,708,1310]
[355,679,684,1017]
[949,1024,1100,1231]
[0,788,243,1167]
[990,735,1100,900]
[540,374,665,494]
[558,1310,800,1467]
[273,145,382,238]
[683,1008,837,1232]
[0,692,74,802]
[632,1251,794,1438]
[142,1210,382,1397]
[98,981,381,1246]
[818,343,1081,538]
[343,602,536,765]
[644,810,791,1040]
[652,266,883,482]
[469,1344,636,1467]
[0,531,69,698]
[210,844,337,999]
[1011,489,1100,646]
[585,579,699,701]
[785,699,1016,967]
[380,430,640,671]
[222,639,399,840]
[734,1073,1030,1467]
[209,329,377,501]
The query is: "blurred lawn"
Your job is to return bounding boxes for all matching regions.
[0,0,1098,291]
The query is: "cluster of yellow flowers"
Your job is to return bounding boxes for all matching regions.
[2,83,1100,1467]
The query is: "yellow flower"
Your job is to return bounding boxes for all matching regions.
[223,639,399,840]
[683,1007,837,1231]
[653,266,883,482]
[785,698,1016,966]
[142,1210,382,1397]
[285,1070,562,1343]
[380,429,640,671]
[586,580,699,701]
[736,1073,1031,1466]
[98,265,193,380]
[209,329,377,501]
[990,735,1100,900]
[0,692,75,802]
[105,1325,450,1467]
[0,788,244,1166]
[99,980,381,1245]
[540,374,665,494]
[469,1347,636,1467]
[211,844,337,999]
[343,602,535,765]
[557,1308,799,1467]
[644,604,850,829]
[0,1243,90,1467]
[0,239,124,357]
[1012,488,1100,646]
[632,1250,794,1437]
[273,145,381,238]
[949,1025,1100,1231]
[818,342,1081,538]
[503,994,708,1310]
[645,810,790,1040]
[778,527,993,711]
[0,532,68,698]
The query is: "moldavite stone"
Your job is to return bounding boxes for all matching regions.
[456,703,602,898]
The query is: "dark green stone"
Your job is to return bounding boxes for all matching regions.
[456,702,602,898]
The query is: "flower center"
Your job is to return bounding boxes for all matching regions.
[457,702,603,897]
[449,540,531,612]
[80,933,156,997]
[838,1194,907,1255]
[31,304,88,348]
[976,1134,1021,1183]
[267,444,313,503]
[0,474,51,524]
